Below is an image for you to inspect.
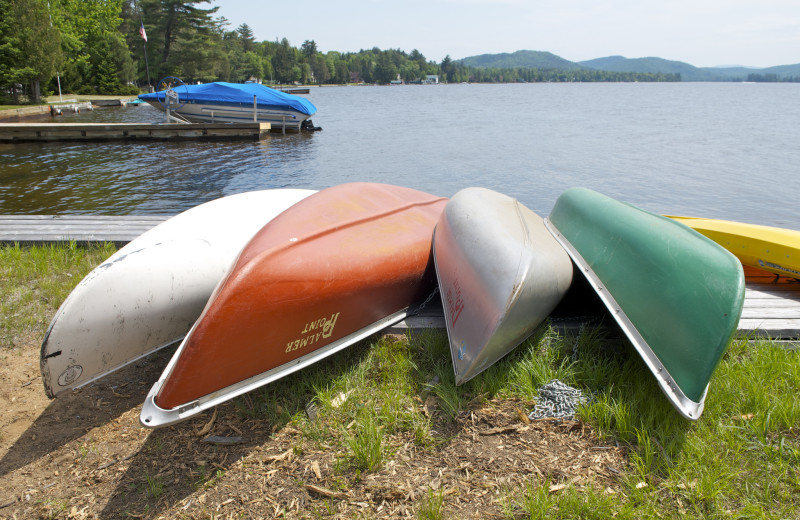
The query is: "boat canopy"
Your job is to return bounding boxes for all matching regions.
[139,82,316,116]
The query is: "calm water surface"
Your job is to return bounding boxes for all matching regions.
[1,83,798,228]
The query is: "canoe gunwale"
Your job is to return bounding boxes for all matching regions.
[543,218,706,420]
[140,305,415,428]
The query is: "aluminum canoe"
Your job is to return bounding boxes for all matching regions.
[546,188,745,420]
[140,182,447,428]
[667,216,800,280]
[40,189,315,398]
[433,188,573,385]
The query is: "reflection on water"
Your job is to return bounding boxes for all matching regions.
[1,84,799,228]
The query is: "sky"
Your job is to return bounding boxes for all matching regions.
[210,0,799,69]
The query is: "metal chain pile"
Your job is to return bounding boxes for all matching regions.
[528,379,592,420]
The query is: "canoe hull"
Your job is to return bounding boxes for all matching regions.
[141,182,447,428]
[434,188,573,384]
[668,216,800,280]
[548,188,745,419]
[40,189,315,397]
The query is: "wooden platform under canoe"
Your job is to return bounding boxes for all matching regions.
[737,266,800,340]
[0,122,271,142]
[1,215,798,340]
[391,266,800,342]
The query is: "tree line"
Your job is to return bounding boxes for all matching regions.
[745,73,800,83]
[1,0,679,104]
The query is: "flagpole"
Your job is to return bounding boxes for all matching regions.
[139,16,152,91]
[46,2,63,101]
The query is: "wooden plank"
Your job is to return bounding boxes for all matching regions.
[743,299,800,308]
[738,319,800,338]
[387,315,446,333]
[739,271,799,337]
[746,283,800,293]
[740,278,800,336]
[0,215,169,245]
[0,122,270,142]
[741,308,800,319]
[0,214,166,221]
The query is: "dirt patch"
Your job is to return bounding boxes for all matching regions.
[0,338,629,519]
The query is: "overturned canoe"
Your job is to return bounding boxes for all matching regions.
[546,188,745,420]
[40,189,315,397]
[434,188,573,384]
[140,182,447,428]
[668,216,800,280]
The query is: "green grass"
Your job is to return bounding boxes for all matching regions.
[0,242,116,348]
[265,324,798,518]
[145,473,164,499]
[416,487,445,519]
[239,319,798,517]
[507,481,640,520]
[5,243,800,518]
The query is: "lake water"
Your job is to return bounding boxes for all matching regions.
[1,82,798,228]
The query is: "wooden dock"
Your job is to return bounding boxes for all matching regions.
[0,122,271,142]
[0,215,169,245]
[1,215,798,340]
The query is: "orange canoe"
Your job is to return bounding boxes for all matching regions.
[141,182,446,427]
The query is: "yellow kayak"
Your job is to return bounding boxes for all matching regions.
[667,216,800,280]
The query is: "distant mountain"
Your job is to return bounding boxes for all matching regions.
[458,51,800,81]
[579,56,691,74]
[581,57,800,81]
[759,63,800,77]
[458,50,582,70]
[578,56,720,81]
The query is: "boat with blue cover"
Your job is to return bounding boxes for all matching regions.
[138,82,317,132]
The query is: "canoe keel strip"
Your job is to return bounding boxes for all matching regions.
[547,188,745,420]
[141,183,447,428]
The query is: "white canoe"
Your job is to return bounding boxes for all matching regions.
[40,189,315,397]
[433,187,573,384]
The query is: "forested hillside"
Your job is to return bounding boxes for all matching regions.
[459,50,581,70]
[578,56,800,82]
[463,52,800,82]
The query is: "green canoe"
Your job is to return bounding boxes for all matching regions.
[546,188,745,420]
